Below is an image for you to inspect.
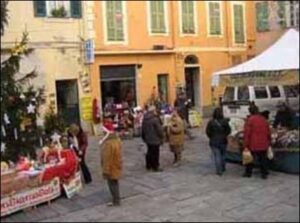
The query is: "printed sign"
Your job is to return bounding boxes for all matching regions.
[84,39,94,64]
[219,70,299,87]
[80,97,93,121]
[62,172,82,199]
[1,177,61,217]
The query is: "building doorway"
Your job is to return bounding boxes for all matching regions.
[100,65,137,109]
[56,80,80,126]
[184,55,200,108]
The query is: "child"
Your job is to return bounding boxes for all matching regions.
[99,123,122,206]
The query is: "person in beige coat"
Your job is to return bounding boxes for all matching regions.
[100,122,122,206]
[167,110,185,166]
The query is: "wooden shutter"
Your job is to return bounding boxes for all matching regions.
[106,1,115,41]
[115,1,124,41]
[158,2,165,33]
[188,2,195,33]
[71,0,82,18]
[209,2,221,35]
[256,2,269,32]
[33,0,46,17]
[277,1,287,28]
[234,5,245,44]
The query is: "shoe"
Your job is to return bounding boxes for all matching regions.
[153,168,163,172]
[242,173,252,178]
[216,172,223,176]
[261,175,268,179]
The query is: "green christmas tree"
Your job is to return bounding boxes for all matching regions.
[1,3,45,162]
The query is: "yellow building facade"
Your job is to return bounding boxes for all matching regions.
[1,1,95,129]
[90,1,256,115]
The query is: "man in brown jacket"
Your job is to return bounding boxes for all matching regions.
[100,122,122,206]
[167,110,185,166]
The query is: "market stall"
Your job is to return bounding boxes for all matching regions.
[0,147,81,217]
[212,29,299,174]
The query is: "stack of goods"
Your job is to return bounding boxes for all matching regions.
[271,128,300,149]
[188,109,202,128]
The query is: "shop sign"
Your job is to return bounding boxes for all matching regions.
[1,177,61,217]
[84,39,94,64]
[80,97,93,121]
[63,172,82,199]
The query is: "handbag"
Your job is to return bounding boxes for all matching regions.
[267,146,274,160]
[242,149,253,165]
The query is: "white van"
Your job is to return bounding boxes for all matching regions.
[221,85,299,120]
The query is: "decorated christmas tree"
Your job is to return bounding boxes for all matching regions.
[1,4,45,162]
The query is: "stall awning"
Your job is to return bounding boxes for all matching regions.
[212,29,299,86]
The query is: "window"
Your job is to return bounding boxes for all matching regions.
[238,86,249,101]
[149,1,167,34]
[208,2,222,35]
[105,1,125,42]
[180,1,196,34]
[283,85,299,97]
[33,1,82,18]
[157,74,169,103]
[223,87,235,102]
[233,3,246,44]
[254,86,268,99]
[277,1,299,28]
[268,86,281,98]
[256,1,269,32]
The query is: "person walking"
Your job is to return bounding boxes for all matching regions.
[243,104,271,179]
[100,123,122,206]
[167,110,185,166]
[68,124,92,184]
[141,105,164,172]
[206,107,231,176]
[174,92,194,139]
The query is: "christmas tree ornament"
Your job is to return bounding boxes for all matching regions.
[27,104,36,114]
[1,125,6,137]
[36,118,44,127]
[14,128,18,140]
[1,143,6,153]
[4,113,10,125]
[51,132,61,144]
[20,93,26,100]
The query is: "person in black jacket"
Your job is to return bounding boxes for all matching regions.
[206,107,231,176]
[141,105,164,172]
[273,102,295,130]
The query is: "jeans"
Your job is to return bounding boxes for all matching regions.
[245,151,268,177]
[146,144,160,170]
[210,145,226,175]
[107,179,120,205]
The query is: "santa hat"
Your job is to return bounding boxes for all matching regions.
[103,121,114,133]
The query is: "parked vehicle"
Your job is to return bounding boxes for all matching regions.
[221,85,299,120]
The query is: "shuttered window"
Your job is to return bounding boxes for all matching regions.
[208,2,222,35]
[181,1,195,34]
[233,4,245,44]
[150,1,166,33]
[256,1,269,32]
[106,1,124,41]
[33,1,82,18]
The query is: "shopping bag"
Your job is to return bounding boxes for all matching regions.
[242,149,253,165]
[267,146,274,160]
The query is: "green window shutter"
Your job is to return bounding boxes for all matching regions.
[106,1,124,41]
[277,1,286,28]
[158,2,165,33]
[33,0,46,17]
[189,2,195,33]
[256,2,269,32]
[151,1,165,33]
[182,1,188,33]
[209,2,221,35]
[182,1,194,34]
[150,2,156,32]
[71,0,82,18]
[234,5,245,44]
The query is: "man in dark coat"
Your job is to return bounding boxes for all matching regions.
[141,105,164,172]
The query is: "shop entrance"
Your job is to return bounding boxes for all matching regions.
[56,79,80,126]
[100,65,137,109]
[184,55,200,108]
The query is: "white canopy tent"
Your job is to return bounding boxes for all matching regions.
[212,29,299,86]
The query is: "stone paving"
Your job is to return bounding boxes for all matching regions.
[2,127,299,222]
